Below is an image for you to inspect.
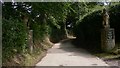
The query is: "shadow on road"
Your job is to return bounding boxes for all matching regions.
[59,38,102,54]
[47,38,99,59]
[36,38,109,66]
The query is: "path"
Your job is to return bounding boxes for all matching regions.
[36,39,109,66]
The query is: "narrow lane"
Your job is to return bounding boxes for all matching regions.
[36,39,108,66]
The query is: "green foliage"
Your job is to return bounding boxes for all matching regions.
[73,10,102,51]
[30,22,49,42]
[27,2,72,43]
[2,18,27,62]
[43,15,66,43]
[109,3,120,42]
[31,2,71,22]
[2,2,71,63]
[73,3,120,51]
[4,2,120,65]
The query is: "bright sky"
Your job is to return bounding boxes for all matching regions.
[103,0,111,5]
[12,0,15,3]
[0,0,3,3]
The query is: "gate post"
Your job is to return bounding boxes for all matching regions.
[101,28,115,52]
[101,8,115,52]
[28,30,33,54]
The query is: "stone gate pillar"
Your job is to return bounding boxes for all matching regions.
[101,28,115,52]
[101,8,115,52]
[28,30,33,53]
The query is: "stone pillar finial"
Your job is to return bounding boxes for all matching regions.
[102,8,110,28]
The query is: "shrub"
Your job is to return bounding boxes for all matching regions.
[73,4,120,51]
[2,18,27,62]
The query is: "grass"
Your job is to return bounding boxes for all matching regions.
[2,37,53,66]
[23,40,53,66]
[95,53,120,60]
[23,49,47,66]
[94,43,120,60]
